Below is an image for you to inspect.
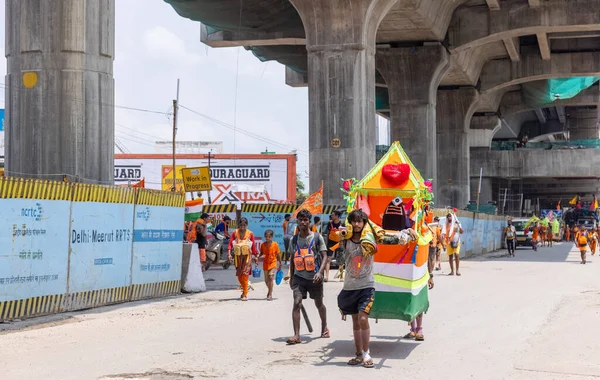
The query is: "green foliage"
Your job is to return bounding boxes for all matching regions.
[296,173,307,204]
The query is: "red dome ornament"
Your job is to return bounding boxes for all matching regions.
[382,164,410,186]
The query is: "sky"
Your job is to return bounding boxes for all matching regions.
[0,0,391,187]
[0,0,310,182]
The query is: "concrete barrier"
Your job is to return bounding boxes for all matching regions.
[0,178,184,322]
[180,243,206,293]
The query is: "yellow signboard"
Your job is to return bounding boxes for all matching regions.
[181,166,212,192]
[161,165,186,191]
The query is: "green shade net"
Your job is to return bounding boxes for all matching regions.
[523,77,600,108]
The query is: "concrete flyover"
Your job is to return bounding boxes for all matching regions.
[499,84,600,117]
[470,148,600,179]
[480,51,600,94]
[164,0,600,207]
[445,0,600,86]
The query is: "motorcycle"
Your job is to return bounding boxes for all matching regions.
[205,230,232,270]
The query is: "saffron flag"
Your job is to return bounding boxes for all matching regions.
[556,200,561,210]
[184,199,204,222]
[590,196,598,210]
[132,178,145,188]
[292,183,323,218]
[569,196,578,205]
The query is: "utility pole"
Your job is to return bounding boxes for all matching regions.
[172,99,177,192]
[207,151,213,204]
[171,79,180,192]
[476,167,482,213]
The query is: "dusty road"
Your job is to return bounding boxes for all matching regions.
[1,242,599,380]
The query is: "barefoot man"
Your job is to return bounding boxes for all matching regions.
[442,212,464,276]
[286,209,331,344]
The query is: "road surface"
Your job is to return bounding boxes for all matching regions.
[1,242,599,380]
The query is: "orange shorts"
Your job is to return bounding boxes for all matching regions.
[199,248,207,262]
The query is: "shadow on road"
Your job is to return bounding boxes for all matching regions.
[469,242,575,263]
[314,336,419,368]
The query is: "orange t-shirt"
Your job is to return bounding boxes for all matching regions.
[260,242,280,271]
[532,227,539,239]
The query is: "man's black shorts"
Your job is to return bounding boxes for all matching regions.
[292,275,324,300]
[337,287,375,315]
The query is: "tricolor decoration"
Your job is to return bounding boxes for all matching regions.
[344,142,433,322]
[184,199,204,222]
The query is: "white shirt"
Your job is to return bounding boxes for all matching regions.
[442,221,461,244]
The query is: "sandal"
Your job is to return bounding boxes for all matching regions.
[286,337,301,345]
[415,328,424,341]
[363,358,374,368]
[241,296,248,301]
[403,330,416,339]
[347,354,363,366]
[321,328,331,338]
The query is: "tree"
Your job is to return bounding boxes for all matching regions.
[296,173,307,204]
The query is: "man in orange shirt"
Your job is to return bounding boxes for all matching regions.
[259,229,282,301]
[532,223,540,251]
[312,216,322,233]
[575,225,589,264]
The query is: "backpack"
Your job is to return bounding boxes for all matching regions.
[292,232,322,272]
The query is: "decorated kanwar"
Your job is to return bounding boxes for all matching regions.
[335,142,435,330]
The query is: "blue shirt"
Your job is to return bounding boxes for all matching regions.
[215,222,228,234]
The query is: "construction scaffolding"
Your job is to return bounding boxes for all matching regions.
[499,188,524,217]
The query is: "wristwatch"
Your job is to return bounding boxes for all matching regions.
[429,272,433,278]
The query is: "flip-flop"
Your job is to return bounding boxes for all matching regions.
[286,337,301,345]
[403,331,416,339]
[363,358,374,368]
[347,354,363,366]
[415,328,424,341]
[321,328,331,338]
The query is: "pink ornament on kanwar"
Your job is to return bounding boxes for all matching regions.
[343,179,354,192]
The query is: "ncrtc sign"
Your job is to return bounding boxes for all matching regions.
[115,165,142,183]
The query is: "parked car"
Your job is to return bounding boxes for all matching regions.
[512,218,533,248]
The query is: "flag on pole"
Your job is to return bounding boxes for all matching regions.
[569,195,578,205]
[132,178,145,188]
[556,200,561,210]
[292,182,323,218]
[590,196,598,210]
[184,199,204,222]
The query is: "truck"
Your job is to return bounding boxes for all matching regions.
[563,208,599,230]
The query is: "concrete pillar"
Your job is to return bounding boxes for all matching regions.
[469,115,501,149]
[470,177,493,205]
[5,0,115,183]
[377,45,450,187]
[289,0,397,204]
[568,108,599,140]
[437,88,478,208]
